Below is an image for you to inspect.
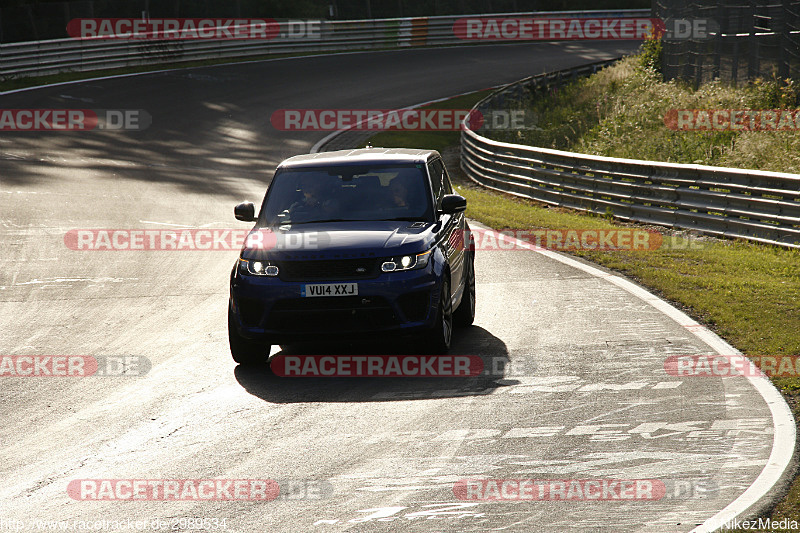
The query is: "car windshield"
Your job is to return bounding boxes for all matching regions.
[259,163,433,226]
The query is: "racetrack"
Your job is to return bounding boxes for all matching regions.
[0,41,792,532]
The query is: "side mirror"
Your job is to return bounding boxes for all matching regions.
[234,201,256,222]
[440,194,467,215]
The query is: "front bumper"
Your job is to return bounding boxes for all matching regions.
[230,265,439,342]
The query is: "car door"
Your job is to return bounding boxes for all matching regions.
[428,157,465,302]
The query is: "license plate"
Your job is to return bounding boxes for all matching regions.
[302,283,358,297]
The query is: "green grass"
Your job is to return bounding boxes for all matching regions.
[364,52,800,531]
[487,55,800,174]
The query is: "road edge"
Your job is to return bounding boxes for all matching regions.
[470,222,796,532]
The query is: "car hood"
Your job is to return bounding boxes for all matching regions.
[240,220,436,260]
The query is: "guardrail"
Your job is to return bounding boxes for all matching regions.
[461,61,800,249]
[0,9,650,78]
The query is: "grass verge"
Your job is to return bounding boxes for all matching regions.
[488,51,800,174]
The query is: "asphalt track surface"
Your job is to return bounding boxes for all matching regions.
[0,41,793,532]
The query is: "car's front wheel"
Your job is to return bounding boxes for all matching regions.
[425,277,453,354]
[228,308,271,365]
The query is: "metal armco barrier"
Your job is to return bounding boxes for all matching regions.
[0,10,649,78]
[461,61,800,249]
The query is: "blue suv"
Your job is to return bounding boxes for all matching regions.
[228,148,475,365]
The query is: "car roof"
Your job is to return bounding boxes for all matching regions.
[277,148,441,169]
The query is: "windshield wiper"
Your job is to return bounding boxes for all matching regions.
[380,217,428,222]
[288,218,352,224]
[273,217,428,224]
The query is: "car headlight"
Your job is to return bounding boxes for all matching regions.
[381,250,432,272]
[238,258,279,276]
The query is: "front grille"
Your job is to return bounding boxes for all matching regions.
[276,258,379,282]
[269,296,397,333]
[272,296,376,311]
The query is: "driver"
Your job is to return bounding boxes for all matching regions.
[298,177,326,208]
[286,176,340,220]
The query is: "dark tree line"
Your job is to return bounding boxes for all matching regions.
[0,0,650,42]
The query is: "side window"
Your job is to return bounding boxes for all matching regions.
[427,159,445,207]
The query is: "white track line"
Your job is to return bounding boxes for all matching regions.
[309,87,501,154]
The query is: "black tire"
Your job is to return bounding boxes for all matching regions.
[228,308,270,365]
[425,277,453,354]
[453,251,476,327]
